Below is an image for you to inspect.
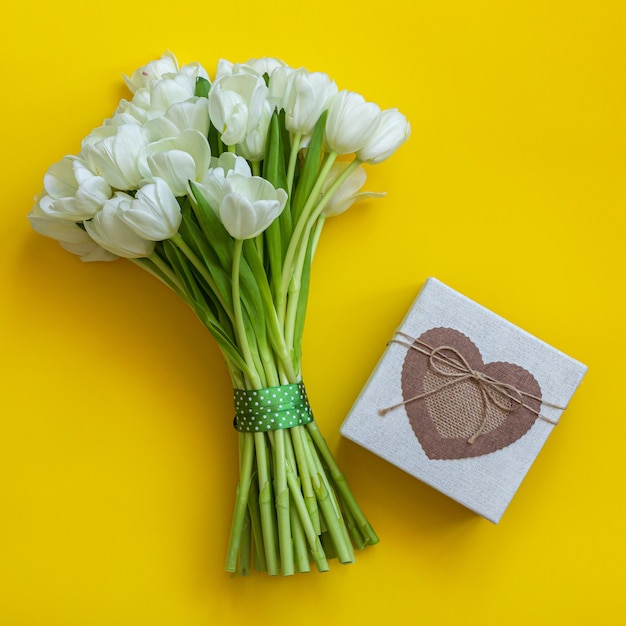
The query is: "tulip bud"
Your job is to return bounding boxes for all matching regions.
[219,174,287,239]
[324,91,382,155]
[208,73,269,146]
[82,124,148,191]
[124,51,179,94]
[84,193,155,258]
[121,178,182,241]
[216,57,287,79]
[276,68,338,136]
[322,162,385,217]
[28,195,117,262]
[237,100,273,161]
[138,129,212,197]
[196,153,253,212]
[356,108,411,164]
[40,157,111,221]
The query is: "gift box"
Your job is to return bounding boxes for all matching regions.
[340,278,587,523]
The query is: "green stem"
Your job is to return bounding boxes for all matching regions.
[290,425,320,534]
[306,430,354,564]
[284,460,329,572]
[279,150,338,304]
[306,421,379,545]
[273,429,294,575]
[232,239,262,389]
[225,432,255,572]
[255,432,279,575]
[283,216,324,354]
[287,132,302,195]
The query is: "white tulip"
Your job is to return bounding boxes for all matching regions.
[356,108,411,164]
[237,100,272,161]
[216,57,287,79]
[84,193,155,258]
[124,51,179,94]
[40,156,112,221]
[208,73,269,146]
[177,61,210,83]
[28,195,117,262]
[82,124,148,190]
[324,91,382,154]
[149,73,197,114]
[275,67,338,136]
[121,178,181,241]
[110,85,157,126]
[219,174,287,239]
[138,129,212,197]
[321,162,385,217]
[143,97,210,142]
[196,153,253,212]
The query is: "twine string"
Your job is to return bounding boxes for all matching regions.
[379,331,566,444]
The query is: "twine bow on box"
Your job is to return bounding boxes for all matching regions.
[379,329,567,458]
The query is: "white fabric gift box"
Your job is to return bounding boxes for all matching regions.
[340,278,587,523]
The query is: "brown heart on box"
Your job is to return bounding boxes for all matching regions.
[400,327,543,460]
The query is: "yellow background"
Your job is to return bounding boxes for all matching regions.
[1,1,624,624]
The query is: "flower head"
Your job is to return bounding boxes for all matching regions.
[216,57,287,79]
[272,67,338,136]
[82,124,148,191]
[324,91,382,155]
[195,153,253,212]
[84,193,155,258]
[208,73,269,146]
[322,162,385,217]
[124,51,179,94]
[138,129,212,197]
[28,194,117,262]
[121,178,182,241]
[40,156,112,221]
[356,108,411,164]
[219,174,287,239]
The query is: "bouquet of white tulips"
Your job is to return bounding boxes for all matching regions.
[29,52,410,576]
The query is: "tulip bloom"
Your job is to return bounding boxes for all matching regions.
[121,178,182,241]
[124,51,179,94]
[208,73,269,146]
[324,91,382,155]
[196,153,253,212]
[41,156,112,221]
[143,98,210,142]
[273,67,338,136]
[237,100,272,161]
[138,129,212,197]
[216,57,286,79]
[85,193,155,258]
[82,124,148,191]
[219,174,287,239]
[356,108,411,164]
[322,162,385,217]
[28,195,117,262]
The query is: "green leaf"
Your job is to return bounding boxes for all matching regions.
[239,243,267,345]
[290,111,327,226]
[162,239,206,307]
[208,122,221,157]
[194,76,211,98]
[291,229,315,373]
[262,112,286,287]
[178,203,234,314]
[188,182,235,271]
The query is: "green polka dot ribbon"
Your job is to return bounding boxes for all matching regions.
[233,383,314,432]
